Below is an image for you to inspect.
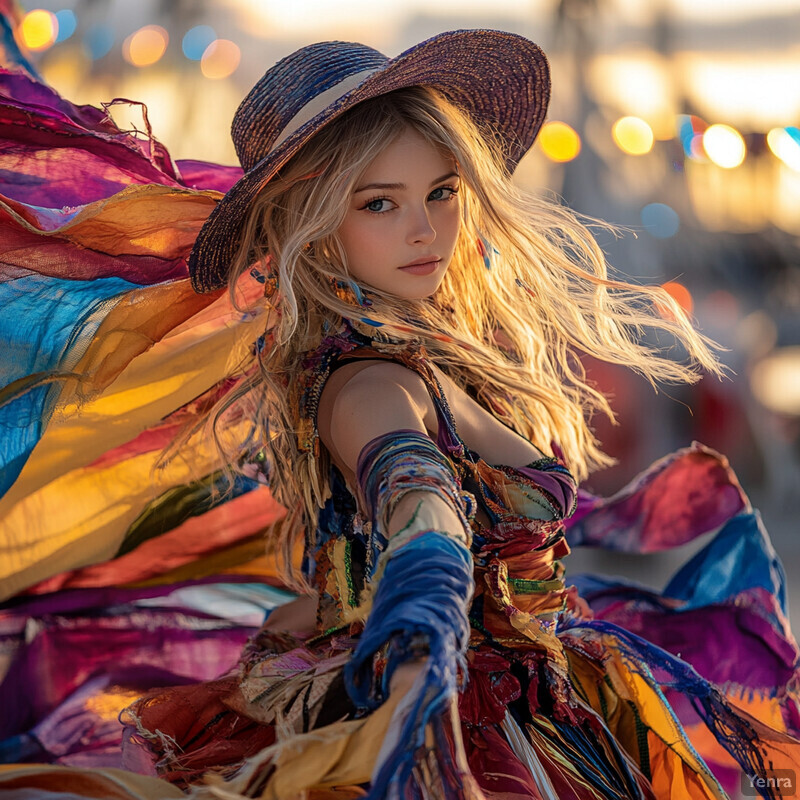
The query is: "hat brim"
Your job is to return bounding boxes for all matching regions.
[189,29,550,293]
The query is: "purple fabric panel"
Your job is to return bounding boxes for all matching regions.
[0,609,254,738]
[565,443,748,552]
[0,106,181,204]
[0,70,120,134]
[579,583,797,692]
[0,575,263,635]
[176,159,243,193]
[27,674,127,763]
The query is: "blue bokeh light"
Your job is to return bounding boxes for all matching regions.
[54,9,77,43]
[641,203,680,239]
[182,25,216,60]
[84,24,114,60]
[676,114,694,157]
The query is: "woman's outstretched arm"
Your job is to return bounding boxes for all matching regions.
[321,360,477,793]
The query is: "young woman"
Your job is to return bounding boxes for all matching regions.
[1,28,798,800]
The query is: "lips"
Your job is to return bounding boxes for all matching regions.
[399,257,440,276]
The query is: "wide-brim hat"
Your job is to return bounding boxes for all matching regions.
[188,29,550,293]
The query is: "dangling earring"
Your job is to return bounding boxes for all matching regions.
[250,255,278,299]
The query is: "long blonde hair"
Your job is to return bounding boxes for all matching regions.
[213,86,719,583]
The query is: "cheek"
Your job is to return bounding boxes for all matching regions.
[337,218,362,263]
[338,218,384,273]
[442,206,462,249]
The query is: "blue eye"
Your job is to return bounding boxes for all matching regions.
[366,198,388,212]
[429,186,458,202]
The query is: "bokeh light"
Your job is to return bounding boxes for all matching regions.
[201,39,241,80]
[123,25,169,68]
[751,347,800,416]
[612,116,654,155]
[703,123,746,168]
[538,121,581,162]
[736,310,777,360]
[656,281,694,319]
[20,9,57,51]
[54,9,76,43]
[677,114,708,161]
[182,25,216,61]
[83,24,114,60]
[767,127,800,172]
[641,203,680,238]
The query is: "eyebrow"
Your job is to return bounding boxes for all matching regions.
[353,171,460,193]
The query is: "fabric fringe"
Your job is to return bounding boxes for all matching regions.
[568,619,796,800]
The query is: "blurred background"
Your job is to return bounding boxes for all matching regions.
[15,0,800,614]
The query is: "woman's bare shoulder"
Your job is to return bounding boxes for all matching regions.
[318,360,437,476]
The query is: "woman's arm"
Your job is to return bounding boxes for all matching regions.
[321,362,475,792]
[320,361,472,697]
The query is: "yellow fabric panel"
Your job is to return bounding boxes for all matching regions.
[258,691,401,799]
[9,183,219,259]
[1,287,265,512]
[60,279,213,396]
[567,638,726,799]
[0,423,243,599]
[599,638,721,788]
[647,732,723,800]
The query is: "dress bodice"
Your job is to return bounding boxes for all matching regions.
[294,321,577,635]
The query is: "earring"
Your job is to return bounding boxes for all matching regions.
[251,256,278,299]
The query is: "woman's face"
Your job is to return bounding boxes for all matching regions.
[337,128,461,300]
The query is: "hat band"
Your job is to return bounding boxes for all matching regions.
[271,67,379,152]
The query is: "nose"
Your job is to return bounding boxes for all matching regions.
[407,205,436,246]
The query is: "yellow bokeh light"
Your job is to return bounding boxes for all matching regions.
[20,9,57,51]
[767,128,800,172]
[702,123,746,168]
[612,116,655,155]
[201,39,241,80]
[123,25,168,67]
[751,346,800,416]
[538,121,581,163]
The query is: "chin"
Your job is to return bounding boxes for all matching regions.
[395,286,440,301]
[396,276,445,301]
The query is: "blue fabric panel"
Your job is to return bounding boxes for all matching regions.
[0,274,134,495]
[663,510,787,615]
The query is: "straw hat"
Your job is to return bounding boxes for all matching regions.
[188,29,550,293]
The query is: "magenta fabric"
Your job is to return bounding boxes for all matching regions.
[566,443,748,552]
